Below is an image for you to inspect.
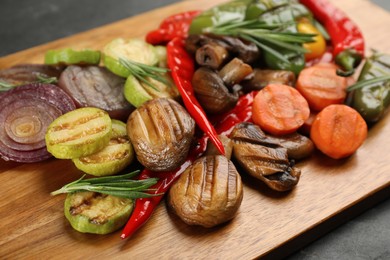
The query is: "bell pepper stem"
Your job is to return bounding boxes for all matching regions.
[335,49,363,77]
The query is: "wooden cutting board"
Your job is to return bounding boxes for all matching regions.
[1,0,389,259]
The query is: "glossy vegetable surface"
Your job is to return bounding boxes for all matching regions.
[300,0,365,76]
[310,104,367,159]
[349,52,390,123]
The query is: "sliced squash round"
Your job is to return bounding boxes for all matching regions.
[64,191,133,234]
[45,107,112,159]
[72,119,134,176]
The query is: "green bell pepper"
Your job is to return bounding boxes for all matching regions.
[350,52,390,123]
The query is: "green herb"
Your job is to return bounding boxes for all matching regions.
[119,58,170,91]
[35,73,58,84]
[0,73,58,92]
[0,81,15,92]
[51,170,160,199]
[347,75,390,92]
[205,19,316,64]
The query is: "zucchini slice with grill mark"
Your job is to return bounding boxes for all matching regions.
[45,107,112,159]
[102,38,158,78]
[72,119,134,176]
[64,191,133,234]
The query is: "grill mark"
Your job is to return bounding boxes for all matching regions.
[50,125,108,145]
[146,101,162,141]
[50,111,105,131]
[197,158,208,210]
[166,100,184,141]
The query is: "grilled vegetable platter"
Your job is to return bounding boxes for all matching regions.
[1,0,389,258]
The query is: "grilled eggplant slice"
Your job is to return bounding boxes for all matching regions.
[64,191,133,234]
[168,155,243,228]
[127,98,195,171]
[230,123,301,191]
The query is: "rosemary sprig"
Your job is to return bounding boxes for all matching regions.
[0,73,58,92]
[0,81,15,92]
[347,75,390,92]
[119,58,170,92]
[205,19,316,64]
[35,73,58,84]
[51,170,160,199]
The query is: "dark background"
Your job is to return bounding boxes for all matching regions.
[1,0,389,259]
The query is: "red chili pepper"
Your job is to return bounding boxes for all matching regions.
[299,0,365,76]
[145,10,201,45]
[120,91,257,239]
[167,37,225,155]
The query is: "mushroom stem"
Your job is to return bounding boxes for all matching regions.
[195,43,229,70]
[218,58,253,87]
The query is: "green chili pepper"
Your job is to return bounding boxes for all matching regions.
[349,52,390,123]
[258,2,310,74]
[189,0,251,34]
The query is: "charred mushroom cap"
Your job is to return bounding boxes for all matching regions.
[192,58,252,114]
[127,98,195,171]
[168,155,243,228]
[185,34,260,65]
[230,122,301,191]
[192,67,239,114]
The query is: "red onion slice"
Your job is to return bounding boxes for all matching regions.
[0,83,76,163]
[0,64,63,86]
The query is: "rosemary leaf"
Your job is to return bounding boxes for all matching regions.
[0,81,16,91]
[347,75,390,92]
[36,73,58,84]
[119,58,170,92]
[50,170,159,199]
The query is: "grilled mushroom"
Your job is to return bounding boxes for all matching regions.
[127,98,195,171]
[185,34,260,65]
[168,155,243,228]
[192,58,252,114]
[230,123,302,191]
[241,69,296,92]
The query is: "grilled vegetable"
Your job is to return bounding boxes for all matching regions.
[45,107,112,159]
[72,119,134,176]
[0,83,76,163]
[348,52,390,123]
[168,155,243,228]
[102,38,158,78]
[0,64,63,89]
[241,69,295,91]
[252,84,310,135]
[192,58,252,114]
[230,122,301,191]
[127,98,195,171]
[310,104,367,159]
[64,191,133,234]
[44,48,101,66]
[58,65,134,121]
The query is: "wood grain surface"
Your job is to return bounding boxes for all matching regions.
[1,0,389,259]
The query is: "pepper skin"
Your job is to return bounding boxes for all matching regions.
[299,0,365,76]
[350,52,390,123]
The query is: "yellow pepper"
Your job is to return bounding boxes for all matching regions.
[297,18,327,61]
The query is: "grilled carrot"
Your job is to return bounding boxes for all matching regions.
[310,104,367,159]
[252,84,310,136]
[296,63,349,111]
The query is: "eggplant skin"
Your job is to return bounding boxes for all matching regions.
[168,155,243,228]
[127,98,195,171]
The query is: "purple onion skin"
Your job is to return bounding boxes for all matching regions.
[0,83,76,163]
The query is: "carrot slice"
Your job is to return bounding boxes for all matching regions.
[310,104,367,159]
[296,63,349,111]
[252,84,310,135]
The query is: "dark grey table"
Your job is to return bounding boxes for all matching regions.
[1,0,389,259]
